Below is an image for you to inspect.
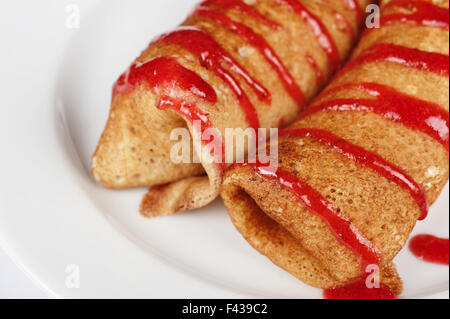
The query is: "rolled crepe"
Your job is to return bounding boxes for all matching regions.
[221,0,449,295]
[92,0,372,217]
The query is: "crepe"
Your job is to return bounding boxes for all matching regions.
[221,0,449,295]
[92,0,372,216]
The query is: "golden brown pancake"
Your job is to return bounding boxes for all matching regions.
[92,0,373,217]
[221,0,449,295]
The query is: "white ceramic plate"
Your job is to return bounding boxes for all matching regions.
[0,0,448,299]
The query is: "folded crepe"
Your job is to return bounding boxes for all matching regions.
[221,0,449,296]
[92,0,373,217]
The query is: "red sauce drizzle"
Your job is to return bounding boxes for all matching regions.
[114,56,217,101]
[340,43,450,77]
[381,0,449,29]
[194,7,305,106]
[239,160,381,269]
[305,52,324,86]
[275,0,341,70]
[323,281,396,299]
[409,234,450,265]
[155,27,268,130]
[304,82,450,150]
[199,0,282,30]
[113,57,225,170]
[158,96,226,171]
[157,97,213,133]
[343,0,363,23]
[280,128,429,220]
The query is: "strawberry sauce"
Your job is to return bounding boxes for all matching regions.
[233,1,449,299]
[409,234,449,265]
[381,0,449,29]
[156,27,267,130]
[280,128,429,220]
[323,281,396,299]
[240,160,381,268]
[341,43,450,77]
[194,7,305,106]
[304,82,450,150]
[113,56,217,101]
[113,56,225,170]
